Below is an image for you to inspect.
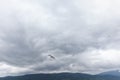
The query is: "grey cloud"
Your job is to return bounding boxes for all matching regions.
[0,0,120,76]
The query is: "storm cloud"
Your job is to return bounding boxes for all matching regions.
[0,0,120,76]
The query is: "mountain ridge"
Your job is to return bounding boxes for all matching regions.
[98,70,120,77]
[0,72,120,80]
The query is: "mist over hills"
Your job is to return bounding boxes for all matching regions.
[99,70,120,77]
[0,71,120,80]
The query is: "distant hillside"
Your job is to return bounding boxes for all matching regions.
[98,70,120,77]
[0,72,120,80]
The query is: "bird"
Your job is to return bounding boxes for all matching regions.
[48,54,56,60]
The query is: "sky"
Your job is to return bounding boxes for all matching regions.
[0,0,120,77]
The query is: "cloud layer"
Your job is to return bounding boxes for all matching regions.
[0,0,120,76]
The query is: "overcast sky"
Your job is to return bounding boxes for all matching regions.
[1,0,120,77]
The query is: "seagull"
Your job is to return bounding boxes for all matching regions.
[48,55,56,60]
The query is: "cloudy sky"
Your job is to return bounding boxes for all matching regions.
[1,0,120,77]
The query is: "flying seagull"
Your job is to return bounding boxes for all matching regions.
[48,55,56,60]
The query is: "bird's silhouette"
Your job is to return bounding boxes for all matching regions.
[48,55,56,60]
